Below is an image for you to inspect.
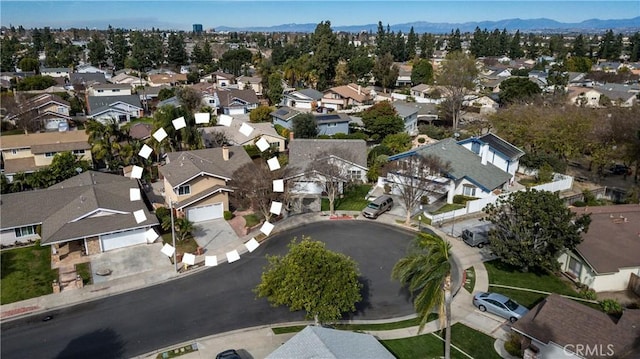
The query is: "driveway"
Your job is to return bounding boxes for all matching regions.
[90,242,168,284]
[191,219,241,255]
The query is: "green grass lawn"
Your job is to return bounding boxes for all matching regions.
[382,323,501,359]
[463,267,476,293]
[431,203,465,214]
[321,184,372,211]
[243,213,262,228]
[161,233,199,255]
[75,262,93,286]
[485,260,579,308]
[0,243,58,304]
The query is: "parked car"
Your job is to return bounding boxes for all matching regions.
[461,223,494,248]
[361,195,394,219]
[216,349,241,359]
[472,292,529,323]
[608,164,631,175]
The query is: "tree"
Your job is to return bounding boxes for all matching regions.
[361,101,404,140]
[392,233,453,359]
[161,216,196,241]
[436,51,478,130]
[310,21,339,90]
[16,75,56,91]
[498,77,542,104]
[249,105,274,123]
[385,154,451,224]
[110,29,129,70]
[347,52,374,84]
[18,57,39,72]
[232,161,287,220]
[266,73,284,106]
[446,28,462,52]
[406,26,418,60]
[411,58,434,85]
[167,33,188,67]
[219,48,253,77]
[255,237,362,325]
[372,52,399,92]
[309,150,357,215]
[292,113,318,139]
[48,151,91,183]
[509,30,524,59]
[381,133,412,154]
[87,33,108,67]
[483,189,591,272]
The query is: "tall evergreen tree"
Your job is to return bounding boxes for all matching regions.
[419,33,435,59]
[110,29,129,70]
[310,21,338,90]
[406,26,418,60]
[509,30,525,59]
[87,33,108,67]
[167,33,188,67]
[572,34,587,58]
[446,28,462,52]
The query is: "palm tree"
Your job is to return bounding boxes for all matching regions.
[392,233,453,359]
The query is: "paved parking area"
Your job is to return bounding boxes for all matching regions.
[90,243,169,284]
[191,219,242,256]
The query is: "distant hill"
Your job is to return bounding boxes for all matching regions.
[216,17,640,33]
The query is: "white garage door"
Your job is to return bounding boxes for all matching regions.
[187,202,223,222]
[101,228,146,252]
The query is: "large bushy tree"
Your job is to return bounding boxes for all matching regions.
[483,189,591,272]
[292,113,318,139]
[360,101,404,140]
[436,51,478,130]
[256,237,363,325]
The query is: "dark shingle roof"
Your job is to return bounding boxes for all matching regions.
[513,294,640,358]
[159,147,253,188]
[69,72,107,85]
[87,95,142,115]
[476,133,525,160]
[314,113,350,124]
[391,138,511,191]
[270,106,300,122]
[297,88,323,100]
[288,139,368,170]
[0,171,157,245]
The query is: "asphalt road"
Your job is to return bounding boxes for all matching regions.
[1,221,420,359]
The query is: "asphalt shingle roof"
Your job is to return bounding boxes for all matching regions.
[476,133,525,160]
[288,139,368,172]
[392,138,511,191]
[87,95,142,115]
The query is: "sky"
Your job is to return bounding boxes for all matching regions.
[1,1,639,31]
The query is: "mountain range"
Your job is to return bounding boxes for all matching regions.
[216,17,640,33]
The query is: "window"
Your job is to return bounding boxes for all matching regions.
[72,149,85,155]
[327,123,337,127]
[97,89,104,93]
[11,149,17,155]
[568,256,582,277]
[178,185,191,196]
[45,152,57,158]
[349,170,362,180]
[111,89,120,92]
[471,142,481,154]
[463,184,476,197]
[57,106,66,114]
[14,226,35,238]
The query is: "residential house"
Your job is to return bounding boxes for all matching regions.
[271,106,301,129]
[567,86,637,108]
[4,93,71,131]
[411,84,431,99]
[394,62,413,87]
[387,138,513,204]
[457,132,524,179]
[147,73,187,87]
[0,171,158,253]
[415,102,439,124]
[1,130,91,181]
[158,146,253,222]
[39,67,70,78]
[76,64,110,76]
[200,115,286,152]
[201,71,235,88]
[236,75,262,96]
[128,122,153,141]
[567,87,602,107]
[321,83,372,110]
[266,325,395,359]
[558,204,640,292]
[512,294,640,359]
[282,88,323,110]
[594,85,638,107]
[463,95,499,114]
[88,83,133,97]
[391,101,419,135]
[86,95,143,125]
[110,73,147,88]
[212,88,259,115]
[69,72,107,89]
[286,139,368,213]
[315,113,351,135]
[593,61,622,73]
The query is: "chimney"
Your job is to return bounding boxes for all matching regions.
[480,143,489,165]
[289,131,295,141]
[358,85,362,95]
[222,146,229,161]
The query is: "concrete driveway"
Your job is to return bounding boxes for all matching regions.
[90,242,169,284]
[190,219,242,255]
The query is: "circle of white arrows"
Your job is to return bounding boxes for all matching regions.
[128,113,281,268]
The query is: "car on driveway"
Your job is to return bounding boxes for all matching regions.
[216,349,241,359]
[361,195,393,219]
[472,292,529,323]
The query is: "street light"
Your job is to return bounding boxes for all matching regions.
[169,200,178,272]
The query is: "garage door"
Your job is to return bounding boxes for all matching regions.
[187,202,223,222]
[101,228,146,252]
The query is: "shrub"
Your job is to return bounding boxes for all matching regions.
[420,195,429,205]
[223,211,234,220]
[417,137,426,144]
[504,332,523,358]
[572,200,587,207]
[453,195,476,205]
[155,207,170,221]
[600,299,622,314]
[537,163,554,183]
[578,287,597,300]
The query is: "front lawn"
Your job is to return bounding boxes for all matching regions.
[161,233,199,256]
[382,323,501,359]
[0,243,58,304]
[243,213,262,228]
[321,184,372,211]
[485,260,579,308]
[431,203,465,214]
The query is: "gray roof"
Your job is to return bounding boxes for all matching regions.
[314,113,351,124]
[288,139,368,170]
[266,326,395,359]
[159,147,253,188]
[200,122,284,147]
[157,96,181,108]
[270,106,300,122]
[69,72,107,85]
[476,133,525,160]
[0,171,157,245]
[297,88,323,100]
[87,95,142,115]
[392,138,511,191]
[392,101,419,118]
